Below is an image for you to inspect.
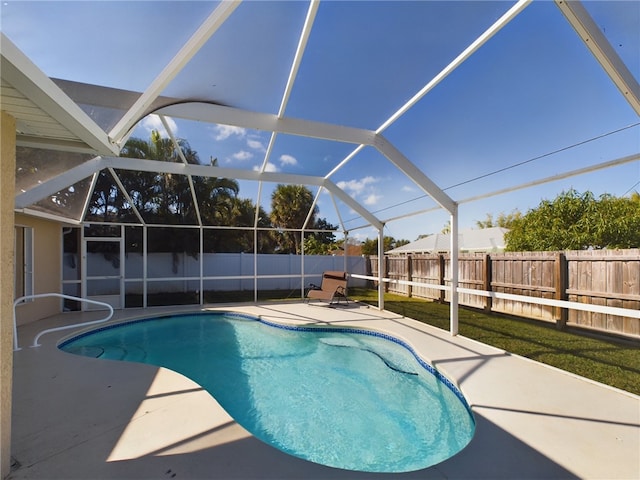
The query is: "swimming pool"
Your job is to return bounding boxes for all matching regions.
[59,312,475,473]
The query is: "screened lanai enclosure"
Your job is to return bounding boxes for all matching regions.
[3,1,639,330]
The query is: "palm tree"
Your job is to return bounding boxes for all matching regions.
[204,199,274,253]
[118,131,190,224]
[117,130,241,227]
[270,184,317,254]
[115,131,241,260]
[85,170,137,223]
[194,158,240,227]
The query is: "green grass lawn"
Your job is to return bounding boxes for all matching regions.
[348,288,640,395]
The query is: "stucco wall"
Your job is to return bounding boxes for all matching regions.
[1,111,16,479]
[14,213,63,326]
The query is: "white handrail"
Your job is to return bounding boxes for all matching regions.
[13,293,114,351]
[349,273,640,319]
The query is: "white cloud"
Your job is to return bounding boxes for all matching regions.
[337,176,378,196]
[350,232,370,242]
[364,194,381,206]
[232,150,253,161]
[254,162,278,173]
[247,138,265,151]
[140,114,177,137]
[212,124,246,141]
[279,154,297,166]
[402,185,416,193]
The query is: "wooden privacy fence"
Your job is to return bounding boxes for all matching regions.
[369,249,640,339]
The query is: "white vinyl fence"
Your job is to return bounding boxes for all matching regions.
[64,252,369,295]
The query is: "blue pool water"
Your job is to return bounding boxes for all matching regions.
[60,312,475,472]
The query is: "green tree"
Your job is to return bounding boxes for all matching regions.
[117,131,241,227]
[361,236,409,255]
[303,217,339,254]
[270,185,317,253]
[303,235,333,255]
[475,210,522,229]
[505,189,640,251]
[101,130,245,259]
[118,130,204,224]
[593,193,640,249]
[85,170,134,222]
[194,159,240,227]
[205,199,274,253]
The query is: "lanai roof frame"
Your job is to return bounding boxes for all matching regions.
[2,0,638,334]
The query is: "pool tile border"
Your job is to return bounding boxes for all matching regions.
[256,316,473,413]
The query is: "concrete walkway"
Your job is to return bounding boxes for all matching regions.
[10,302,640,479]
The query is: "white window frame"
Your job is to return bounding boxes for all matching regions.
[14,225,34,302]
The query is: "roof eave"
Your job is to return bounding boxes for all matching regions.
[1,33,120,156]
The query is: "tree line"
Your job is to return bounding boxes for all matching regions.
[503,189,640,251]
[85,131,338,255]
[82,131,639,254]
[361,189,639,254]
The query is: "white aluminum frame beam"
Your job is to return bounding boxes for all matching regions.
[303,187,323,230]
[156,102,451,217]
[555,0,640,116]
[107,168,145,224]
[108,1,242,143]
[277,0,319,119]
[105,157,384,228]
[18,208,85,226]
[79,172,100,222]
[103,156,325,186]
[449,207,459,336]
[374,135,456,213]
[14,156,105,209]
[325,0,532,179]
[377,227,385,310]
[256,0,319,232]
[13,154,384,230]
[377,0,533,134]
[322,179,383,230]
[379,152,640,226]
[160,115,203,226]
[253,182,265,228]
[458,152,640,205]
[156,103,377,146]
[13,136,109,156]
[329,191,347,233]
[258,0,319,173]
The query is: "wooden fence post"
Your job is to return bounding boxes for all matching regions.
[407,254,413,298]
[484,253,492,313]
[439,254,446,304]
[555,252,568,329]
[384,255,389,293]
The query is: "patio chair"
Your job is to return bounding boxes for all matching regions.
[305,271,350,305]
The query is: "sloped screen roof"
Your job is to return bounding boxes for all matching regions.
[3,0,638,241]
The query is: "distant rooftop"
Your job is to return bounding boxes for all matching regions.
[387,227,509,254]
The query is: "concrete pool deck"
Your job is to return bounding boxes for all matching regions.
[9,302,640,479]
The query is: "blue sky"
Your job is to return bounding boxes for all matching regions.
[2,1,639,242]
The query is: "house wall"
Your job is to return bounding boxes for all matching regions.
[1,111,16,480]
[14,213,63,326]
